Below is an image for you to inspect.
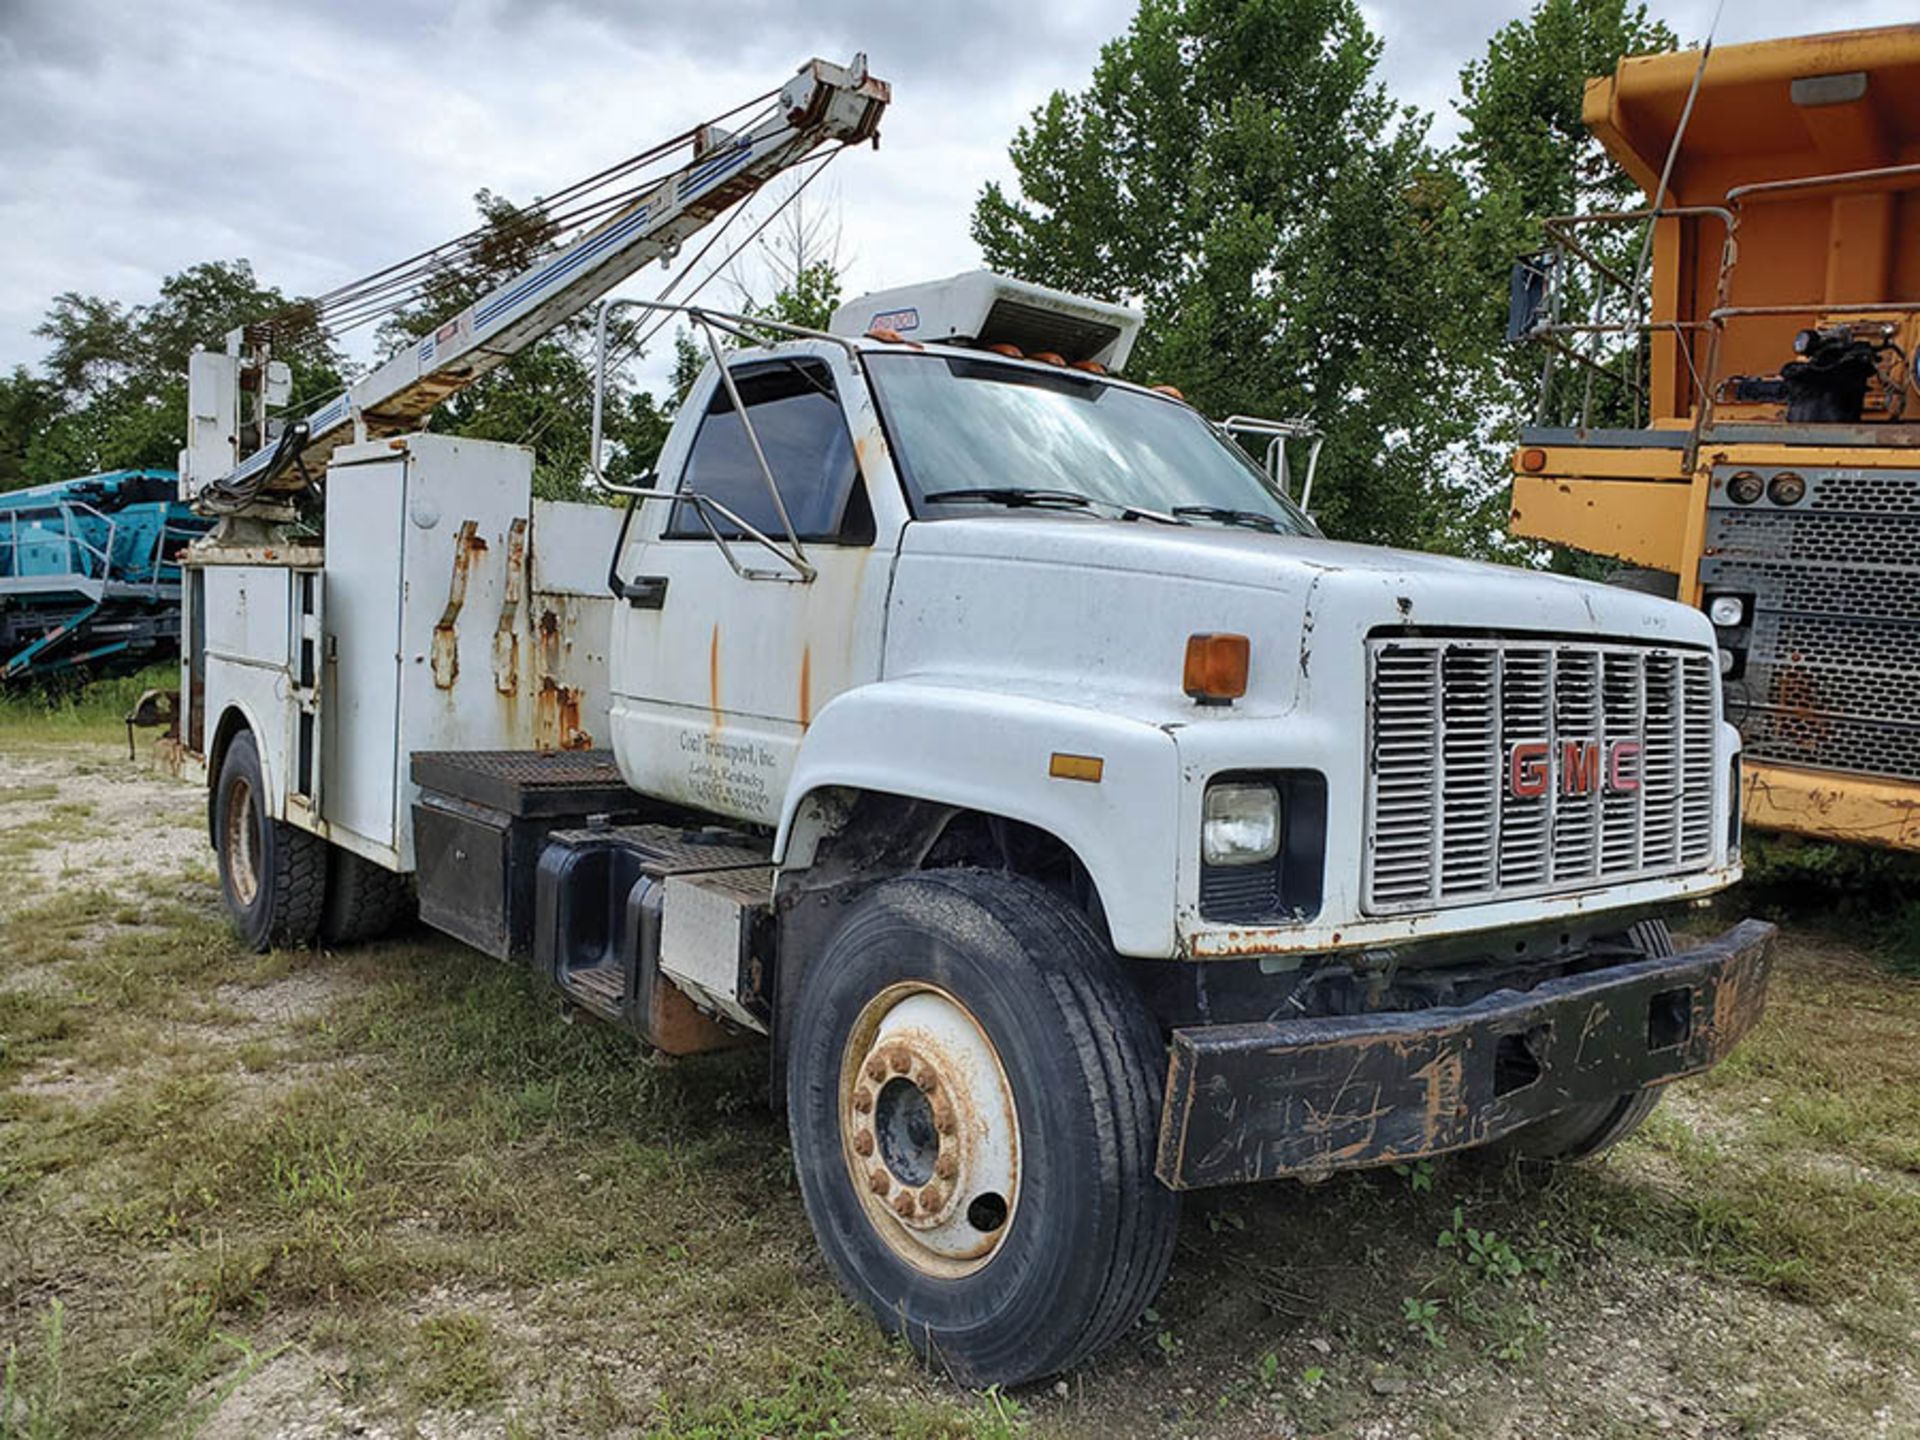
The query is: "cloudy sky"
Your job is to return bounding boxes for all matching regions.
[0,0,1910,393]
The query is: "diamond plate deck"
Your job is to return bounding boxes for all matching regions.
[410,749,635,817]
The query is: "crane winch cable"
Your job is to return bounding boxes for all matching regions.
[251,89,786,342]
[510,142,851,457]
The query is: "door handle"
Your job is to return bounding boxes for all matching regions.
[620,574,669,609]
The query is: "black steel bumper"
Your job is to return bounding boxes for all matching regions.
[1156,918,1777,1190]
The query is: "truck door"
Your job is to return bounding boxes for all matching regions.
[608,351,891,828]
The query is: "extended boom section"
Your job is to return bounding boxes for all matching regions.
[183,56,888,507]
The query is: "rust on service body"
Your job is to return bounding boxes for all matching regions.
[431,521,488,689]
[491,516,527,695]
[534,676,592,752]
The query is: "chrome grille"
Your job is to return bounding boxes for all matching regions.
[1364,637,1718,914]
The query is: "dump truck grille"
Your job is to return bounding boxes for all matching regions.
[1364,636,1717,914]
[1699,465,1920,784]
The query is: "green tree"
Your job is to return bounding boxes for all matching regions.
[1445,0,1678,565]
[1457,0,1676,226]
[971,0,1489,552]
[10,260,343,490]
[0,367,65,491]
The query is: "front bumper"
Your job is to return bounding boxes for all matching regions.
[1156,918,1776,1190]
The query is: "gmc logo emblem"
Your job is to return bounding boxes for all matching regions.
[1508,740,1642,798]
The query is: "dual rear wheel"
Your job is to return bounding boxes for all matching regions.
[213,730,413,952]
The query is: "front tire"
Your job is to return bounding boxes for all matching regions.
[214,730,326,952]
[786,870,1179,1386]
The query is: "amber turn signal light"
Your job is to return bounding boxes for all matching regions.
[1519,447,1548,473]
[1184,633,1250,704]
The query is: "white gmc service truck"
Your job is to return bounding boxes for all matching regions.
[173,57,1774,1387]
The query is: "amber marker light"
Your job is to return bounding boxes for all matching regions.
[1184,633,1250,705]
[1049,753,1105,783]
[1519,447,1548,473]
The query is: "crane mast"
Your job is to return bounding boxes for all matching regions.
[182,55,888,511]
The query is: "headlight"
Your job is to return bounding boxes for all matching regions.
[1768,471,1806,506]
[1707,595,1745,628]
[1203,782,1280,866]
[1726,470,1764,505]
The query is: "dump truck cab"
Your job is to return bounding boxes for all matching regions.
[1508,23,1920,850]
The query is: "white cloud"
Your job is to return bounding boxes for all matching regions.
[0,0,1907,409]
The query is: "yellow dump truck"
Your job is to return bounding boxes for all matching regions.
[1508,24,1920,851]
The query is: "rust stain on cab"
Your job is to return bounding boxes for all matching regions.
[799,645,812,727]
[708,623,723,730]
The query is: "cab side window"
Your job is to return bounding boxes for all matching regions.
[666,361,873,544]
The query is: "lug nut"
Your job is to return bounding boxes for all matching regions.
[892,1190,917,1218]
[864,1055,887,1083]
[852,1130,875,1157]
[917,1072,939,1096]
[930,1094,956,1135]
[851,1086,874,1114]
[868,1169,891,1196]
[934,1151,958,1181]
[886,1046,913,1074]
[919,1185,946,1214]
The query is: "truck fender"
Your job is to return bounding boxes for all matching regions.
[206,699,283,835]
[774,680,1182,958]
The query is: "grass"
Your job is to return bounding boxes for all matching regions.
[1,716,1918,1436]
[0,662,177,748]
[1736,832,1920,973]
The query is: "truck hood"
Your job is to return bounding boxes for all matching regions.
[885,515,1718,720]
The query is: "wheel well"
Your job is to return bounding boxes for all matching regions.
[769,789,1110,1111]
[780,788,1106,932]
[205,707,252,845]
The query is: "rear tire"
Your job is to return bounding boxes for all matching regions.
[215,730,326,952]
[1495,918,1671,1161]
[322,846,414,946]
[785,870,1179,1387]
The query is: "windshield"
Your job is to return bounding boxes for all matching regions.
[862,352,1318,536]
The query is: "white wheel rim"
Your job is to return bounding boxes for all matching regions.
[223,775,260,907]
[839,982,1021,1278]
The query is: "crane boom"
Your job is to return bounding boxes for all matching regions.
[186,55,888,506]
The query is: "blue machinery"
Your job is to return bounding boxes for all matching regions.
[0,470,209,683]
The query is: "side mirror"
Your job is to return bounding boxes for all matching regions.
[1507,254,1553,345]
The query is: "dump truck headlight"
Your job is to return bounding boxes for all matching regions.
[1203,782,1281,866]
[1708,595,1745,628]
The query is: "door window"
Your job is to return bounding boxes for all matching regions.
[666,361,872,544]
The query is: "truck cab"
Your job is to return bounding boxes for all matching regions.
[187,270,1774,1388]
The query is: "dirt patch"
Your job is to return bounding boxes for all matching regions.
[195,1346,387,1440]
[10,1057,119,1108]
[0,746,205,889]
[212,971,353,1031]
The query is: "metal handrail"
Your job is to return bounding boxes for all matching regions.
[586,295,841,582]
[1726,161,1920,207]
[1221,415,1326,512]
[0,499,118,585]
[1518,171,1920,460]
